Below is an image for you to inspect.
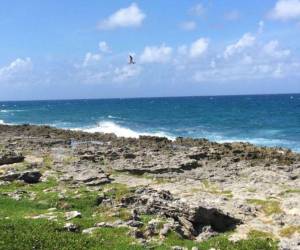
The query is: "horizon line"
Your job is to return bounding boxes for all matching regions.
[0,92,299,102]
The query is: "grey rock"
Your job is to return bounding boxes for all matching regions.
[94,222,114,228]
[82,227,98,234]
[64,223,79,232]
[121,187,240,239]
[160,223,171,237]
[0,170,41,183]
[0,151,24,165]
[19,170,42,183]
[126,220,144,228]
[0,172,21,182]
[171,246,188,250]
[65,211,82,220]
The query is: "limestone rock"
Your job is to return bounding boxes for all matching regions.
[0,151,24,165]
[65,211,82,220]
[64,223,79,232]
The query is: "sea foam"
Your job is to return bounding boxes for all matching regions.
[81,121,175,140]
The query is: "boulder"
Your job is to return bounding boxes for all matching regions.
[82,227,98,234]
[0,170,41,183]
[0,151,24,165]
[19,171,42,183]
[121,187,241,239]
[65,211,82,220]
[64,223,79,232]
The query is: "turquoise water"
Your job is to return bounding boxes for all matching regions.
[1,94,300,152]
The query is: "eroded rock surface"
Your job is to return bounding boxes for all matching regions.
[0,124,299,248]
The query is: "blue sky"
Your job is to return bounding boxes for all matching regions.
[0,0,300,100]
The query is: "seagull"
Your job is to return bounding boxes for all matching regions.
[129,55,135,64]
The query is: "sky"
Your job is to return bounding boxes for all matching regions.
[0,0,300,100]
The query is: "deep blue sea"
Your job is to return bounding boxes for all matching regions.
[1,94,300,152]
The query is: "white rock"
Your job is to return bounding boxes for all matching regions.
[65,211,82,220]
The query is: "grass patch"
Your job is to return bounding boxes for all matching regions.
[191,181,233,198]
[103,183,133,201]
[0,219,141,250]
[155,231,278,250]
[248,230,275,240]
[0,181,279,250]
[43,154,54,169]
[279,189,300,196]
[247,199,282,216]
[279,226,300,238]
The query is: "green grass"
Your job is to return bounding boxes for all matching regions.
[0,180,279,250]
[43,154,54,169]
[279,189,300,196]
[279,226,300,238]
[247,199,282,216]
[155,231,277,250]
[248,230,275,240]
[191,181,233,198]
[0,219,141,250]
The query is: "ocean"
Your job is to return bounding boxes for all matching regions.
[1,94,300,152]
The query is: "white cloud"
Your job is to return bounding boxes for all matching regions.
[99,41,111,53]
[224,10,241,21]
[263,40,291,58]
[224,33,255,58]
[0,58,32,82]
[98,3,146,30]
[113,65,141,82]
[269,0,300,20]
[140,44,173,63]
[180,21,197,31]
[190,3,206,17]
[189,38,209,58]
[82,52,101,67]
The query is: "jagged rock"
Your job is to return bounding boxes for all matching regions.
[94,222,114,228]
[144,219,161,237]
[123,153,136,159]
[115,159,200,175]
[126,220,144,228]
[1,124,300,249]
[130,228,144,239]
[0,151,24,165]
[61,168,112,186]
[2,190,29,200]
[171,246,188,250]
[64,223,79,232]
[0,172,21,182]
[121,187,241,239]
[19,170,42,183]
[82,227,98,234]
[131,209,140,221]
[65,211,82,220]
[195,225,218,242]
[160,223,171,237]
[0,170,41,183]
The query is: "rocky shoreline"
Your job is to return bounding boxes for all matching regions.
[0,124,299,249]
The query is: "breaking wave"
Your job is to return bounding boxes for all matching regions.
[78,121,175,140]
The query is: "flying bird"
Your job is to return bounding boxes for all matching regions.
[129,55,135,64]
